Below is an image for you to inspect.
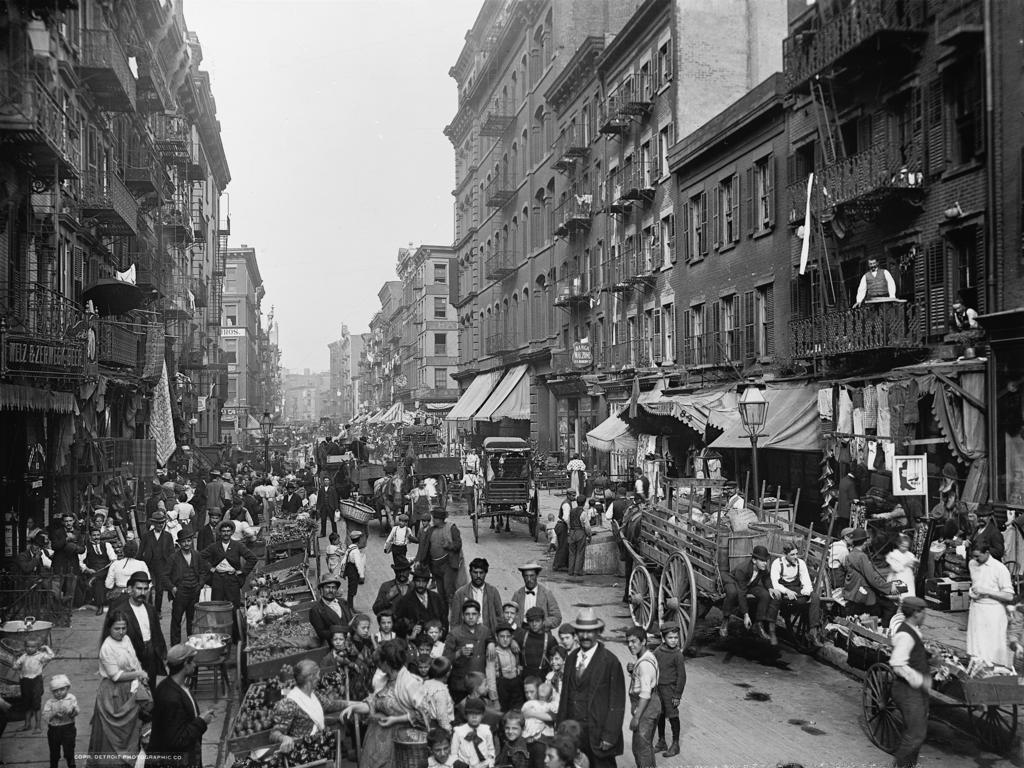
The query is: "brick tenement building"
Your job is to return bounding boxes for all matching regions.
[446,0,786,457]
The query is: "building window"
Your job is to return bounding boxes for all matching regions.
[434,368,449,389]
[656,123,673,179]
[720,295,738,361]
[434,332,447,355]
[753,156,774,233]
[223,339,237,365]
[949,55,984,166]
[657,39,673,85]
[683,304,704,365]
[717,174,739,247]
[662,303,674,363]
[433,297,447,319]
[660,214,674,267]
[686,191,708,261]
[755,284,774,356]
[433,262,447,284]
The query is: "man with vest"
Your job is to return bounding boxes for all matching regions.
[169,527,206,645]
[513,606,557,681]
[140,510,175,616]
[449,557,503,632]
[888,596,931,768]
[567,498,592,577]
[80,526,116,616]
[853,257,897,307]
[414,507,463,610]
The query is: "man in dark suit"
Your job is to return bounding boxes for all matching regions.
[280,482,304,517]
[197,507,223,551]
[140,510,175,615]
[15,533,50,575]
[316,475,340,538]
[449,557,503,632]
[557,609,626,768]
[394,563,447,633]
[309,574,354,643]
[414,507,463,609]
[205,470,226,517]
[200,520,258,612]
[110,571,167,688]
[50,513,84,602]
[371,560,413,615]
[512,563,562,631]
[720,544,782,644]
[81,526,116,616]
[191,475,208,530]
[169,527,206,645]
[148,644,214,768]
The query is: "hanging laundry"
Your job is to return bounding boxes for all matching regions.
[863,385,878,430]
[817,387,834,421]
[853,408,866,461]
[876,383,892,437]
[904,379,920,424]
[851,387,864,409]
[838,388,854,434]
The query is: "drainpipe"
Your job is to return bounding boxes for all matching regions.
[983,0,998,312]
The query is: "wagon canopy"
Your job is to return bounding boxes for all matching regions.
[482,437,530,451]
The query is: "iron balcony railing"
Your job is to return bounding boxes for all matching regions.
[152,114,190,165]
[599,74,654,134]
[485,172,516,208]
[484,249,516,281]
[0,281,83,340]
[819,140,925,212]
[79,29,136,111]
[81,172,139,236]
[97,320,141,369]
[553,278,590,308]
[0,71,80,179]
[782,0,927,92]
[480,98,516,137]
[790,301,925,359]
[603,340,650,370]
[485,333,518,356]
[124,143,168,196]
[136,53,173,113]
[553,193,593,236]
[552,124,590,170]
[157,205,194,245]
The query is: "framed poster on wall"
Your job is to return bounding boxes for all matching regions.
[893,455,927,496]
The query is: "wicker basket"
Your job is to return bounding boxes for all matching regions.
[394,738,429,768]
[340,501,375,524]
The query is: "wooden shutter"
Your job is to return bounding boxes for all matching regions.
[710,300,721,365]
[925,79,945,180]
[766,155,776,227]
[668,213,676,263]
[652,308,662,362]
[925,238,947,335]
[681,309,691,365]
[743,290,755,360]
[712,186,720,251]
[764,284,775,355]
[681,200,690,262]
[973,224,986,313]
[699,192,708,256]
[730,173,740,243]
[744,167,754,237]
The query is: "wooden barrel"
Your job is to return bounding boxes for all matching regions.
[194,601,234,634]
[727,531,768,573]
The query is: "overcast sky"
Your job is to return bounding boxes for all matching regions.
[185,0,482,372]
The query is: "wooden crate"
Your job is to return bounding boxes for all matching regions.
[243,644,330,687]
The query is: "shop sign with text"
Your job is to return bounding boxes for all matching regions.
[4,336,85,376]
[572,341,593,368]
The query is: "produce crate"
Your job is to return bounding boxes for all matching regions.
[243,644,330,687]
[959,675,1024,706]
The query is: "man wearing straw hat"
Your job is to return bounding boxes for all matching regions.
[556,608,625,768]
[512,562,562,631]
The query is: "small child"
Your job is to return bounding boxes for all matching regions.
[15,638,54,732]
[322,627,354,675]
[341,531,367,608]
[555,720,589,768]
[451,697,495,768]
[545,514,558,552]
[545,651,565,696]
[425,619,446,658]
[486,623,522,710]
[323,551,345,584]
[557,624,579,655]
[325,532,342,557]
[502,601,519,632]
[348,615,376,699]
[652,623,686,758]
[495,709,538,768]
[374,609,395,645]
[886,533,919,597]
[427,726,468,768]
[42,674,78,768]
[245,586,291,629]
[521,679,556,740]
[384,513,416,565]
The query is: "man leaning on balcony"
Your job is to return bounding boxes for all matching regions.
[852,257,897,308]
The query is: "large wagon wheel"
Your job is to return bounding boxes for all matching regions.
[862,663,902,754]
[628,565,656,631]
[970,703,1019,754]
[657,552,698,648]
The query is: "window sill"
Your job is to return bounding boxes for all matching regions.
[752,227,774,240]
[941,158,984,182]
[718,243,736,255]
[657,81,672,97]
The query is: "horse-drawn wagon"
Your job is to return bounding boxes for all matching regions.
[471,437,540,543]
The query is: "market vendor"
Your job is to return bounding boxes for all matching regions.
[246,586,292,629]
[269,659,345,754]
[967,543,1015,666]
[888,596,931,768]
[310,574,354,643]
[200,520,258,613]
[842,528,900,626]
[971,504,1005,561]
[720,545,780,644]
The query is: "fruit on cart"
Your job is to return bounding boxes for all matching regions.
[230,730,336,768]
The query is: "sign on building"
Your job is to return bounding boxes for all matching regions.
[3,337,86,376]
[572,340,593,368]
[221,327,246,337]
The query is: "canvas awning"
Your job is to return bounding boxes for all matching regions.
[446,371,503,423]
[708,384,822,452]
[586,408,638,453]
[641,388,742,435]
[474,364,530,422]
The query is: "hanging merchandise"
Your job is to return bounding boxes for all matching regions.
[904,379,920,424]
[863,385,878,430]
[837,388,854,434]
[817,387,833,421]
[151,360,177,467]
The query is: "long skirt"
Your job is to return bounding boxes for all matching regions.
[86,678,142,768]
[967,599,1012,666]
[359,722,424,768]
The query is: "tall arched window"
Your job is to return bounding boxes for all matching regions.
[521,129,529,176]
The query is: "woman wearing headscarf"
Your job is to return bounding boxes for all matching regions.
[566,455,587,498]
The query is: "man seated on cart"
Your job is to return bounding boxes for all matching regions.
[769,542,813,611]
[720,545,782,645]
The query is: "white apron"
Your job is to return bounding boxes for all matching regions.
[967,600,1012,666]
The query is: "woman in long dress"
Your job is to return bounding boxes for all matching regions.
[340,641,429,768]
[566,455,587,498]
[86,611,148,767]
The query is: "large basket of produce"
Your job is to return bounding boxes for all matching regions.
[339,500,375,525]
[186,633,232,664]
[244,615,328,683]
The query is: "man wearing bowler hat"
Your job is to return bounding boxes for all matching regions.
[169,527,205,645]
[972,504,1005,561]
[888,596,931,768]
[310,574,353,643]
[372,559,414,615]
[140,509,175,616]
[415,506,463,609]
[394,562,448,633]
[843,528,900,626]
[149,644,216,768]
[557,608,625,768]
[109,570,167,688]
[513,562,562,631]
[720,544,782,644]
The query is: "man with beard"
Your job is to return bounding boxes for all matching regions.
[169,527,205,645]
[110,571,167,688]
[372,560,414,615]
[449,557,503,632]
[80,526,116,616]
[140,510,175,616]
[309,574,353,643]
[557,609,625,768]
[394,563,447,634]
[512,563,562,631]
[280,482,304,517]
[148,644,215,768]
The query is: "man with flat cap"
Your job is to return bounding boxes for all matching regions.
[415,506,463,609]
[394,563,448,634]
[200,519,258,614]
[888,595,931,768]
[720,544,782,645]
[310,574,354,643]
[557,608,625,768]
[512,562,562,631]
[280,481,304,517]
[109,570,167,688]
[372,559,414,615]
[140,509,175,616]
[148,643,216,768]
[169,527,205,645]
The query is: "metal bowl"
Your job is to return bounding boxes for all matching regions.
[186,633,231,663]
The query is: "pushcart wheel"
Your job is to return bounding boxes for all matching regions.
[970,703,1019,754]
[862,663,902,754]
[657,552,698,649]
[628,565,656,631]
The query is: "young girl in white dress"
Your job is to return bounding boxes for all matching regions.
[886,533,919,597]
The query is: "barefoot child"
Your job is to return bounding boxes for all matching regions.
[15,638,54,732]
[384,514,415,566]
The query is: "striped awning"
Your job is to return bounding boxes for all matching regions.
[0,383,77,414]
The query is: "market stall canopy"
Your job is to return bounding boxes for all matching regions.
[586,408,638,453]
[474,364,530,422]
[446,371,503,423]
[708,383,821,451]
[642,388,742,435]
[82,277,144,316]
[378,401,406,424]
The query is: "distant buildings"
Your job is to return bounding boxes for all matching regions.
[283,369,332,423]
[328,326,362,423]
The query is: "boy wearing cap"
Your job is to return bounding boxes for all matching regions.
[340,531,367,609]
[720,545,781,644]
[415,507,464,610]
[514,607,556,682]
[451,696,496,768]
[652,624,685,758]
[169,527,205,645]
[444,600,492,703]
[42,674,77,768]
[887,596,931,768]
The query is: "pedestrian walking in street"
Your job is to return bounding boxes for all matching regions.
[42,674,77,768]
[15,637,54,732]
[415,507,463,610]
[553,491,574,572]
[108,571,167,689]
[168,527,205,645]
[81,527,116,616]
[626,627,660,768]
[450,557,503,633]
[888,596,931,768]
[512,563,562,631]
[567,498,592,578]
[147,644,216,768]
[139,510,174,616]
[395,563,448,634]
[317,475,341,538]
[556,609,626,768]
[341,531,367,609]
[652,624,685,758]
[88,610,147,766]
[384,513,415,566]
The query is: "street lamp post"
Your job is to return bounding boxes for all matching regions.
[738,385,769,507]
[260,410,272,473]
